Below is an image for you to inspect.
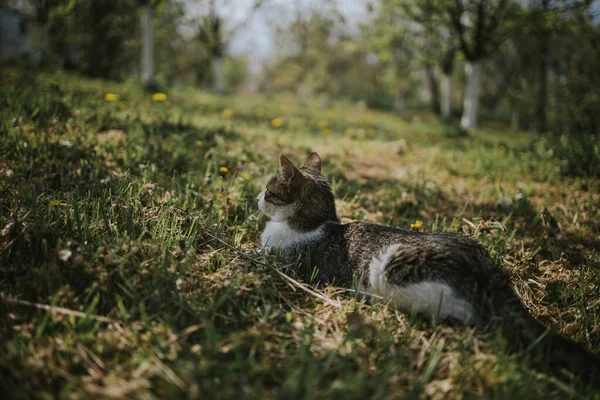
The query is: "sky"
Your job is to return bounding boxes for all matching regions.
[182,0,370,74]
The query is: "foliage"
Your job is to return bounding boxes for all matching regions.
[532,134,600,178]
[223,56,249,92]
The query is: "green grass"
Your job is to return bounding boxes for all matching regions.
[1,67,599,399]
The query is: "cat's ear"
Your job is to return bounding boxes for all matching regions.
[301,152,321,174]
[279,155,298,181]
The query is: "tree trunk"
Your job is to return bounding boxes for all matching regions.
[425,64,440,114]
[510,100,519,131]
[441,73,452,119]
[460,61,480,130]
[394,90,406,115]
[141,4,154,87]
[534,37,548,133]
[212,56,225,93]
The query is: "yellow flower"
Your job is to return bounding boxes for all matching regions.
[410,220,423,230]
[49,199,63,207]
[241,172,251,180]
[322,128,331,136]
[499,145,506,153]
[104,93,118,102]
[222,109,233,118]
[367,128,376,137]
[271,117,285,128]
[318,120,328,129]
[219,166,229,174]
[152,93,167,101]
[196,140,204,148]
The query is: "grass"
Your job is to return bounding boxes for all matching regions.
[1,67,599,399]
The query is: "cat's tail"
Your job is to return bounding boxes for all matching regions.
[484,292,600,386]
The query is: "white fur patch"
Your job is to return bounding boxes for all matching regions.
[261,221,325,251]
[367,244,477,324]
[256,188,296,221]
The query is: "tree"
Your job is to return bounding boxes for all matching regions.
[196,2,226,92]
[400,0,459,118]
[140,1,155,87]
[519,0,591,133]
[193,0,266,93]
[362,0,419,114]
[446,0,513,130]
[138,0,168,88]
[18,0,73,63]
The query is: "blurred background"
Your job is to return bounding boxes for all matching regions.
[1,0,599,134]
[2,3,600,397]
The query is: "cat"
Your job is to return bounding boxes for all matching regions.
[257,152,600,382]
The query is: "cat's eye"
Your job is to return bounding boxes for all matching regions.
[266,190,288,204]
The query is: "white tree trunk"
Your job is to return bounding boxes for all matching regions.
[395,91,405,115]
[460,61,480,130]
[213,57,225,93]
[141,5,154,86]
[441,73,452,119]
[510,102,519,131]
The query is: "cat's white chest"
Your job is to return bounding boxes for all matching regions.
[261,221,324,251]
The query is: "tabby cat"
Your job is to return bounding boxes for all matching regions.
[257,152,599,381]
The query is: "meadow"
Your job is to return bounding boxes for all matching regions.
[1,67,599,399]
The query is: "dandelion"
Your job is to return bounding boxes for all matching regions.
[367,128,376,137]
[241,172,251,180]
[318,120,328,129]
[196,140,204,148]
[219,166,229,175]
[50,199,63,207]
[152,93,167,101]
[271,117,285,128]
[323,128,331,136]
[222,109,233,119]
[410,220,423,230]
[104,93,118,102]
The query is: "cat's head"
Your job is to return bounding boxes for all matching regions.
[256,152,338,230]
